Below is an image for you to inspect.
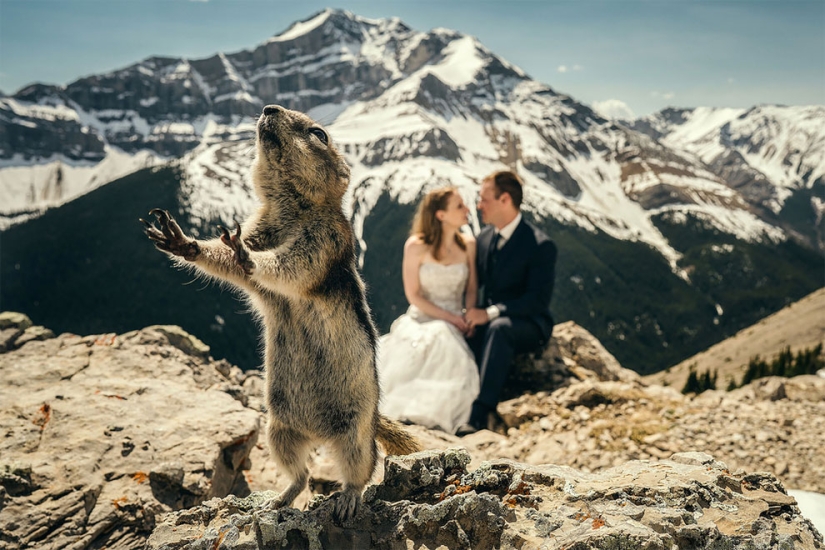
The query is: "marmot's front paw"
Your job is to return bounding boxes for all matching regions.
[141,209,200,260]
[219,223,256,275]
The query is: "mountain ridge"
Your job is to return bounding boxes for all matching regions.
[3,9,822,258]
[1,9,822,374]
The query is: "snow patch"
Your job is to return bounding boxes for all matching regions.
[0,148,163,225]
[268,10,331,43]
[592,99,635,121]
[1,98,79,122]
[424,36,486,88]
[181,141,258,231]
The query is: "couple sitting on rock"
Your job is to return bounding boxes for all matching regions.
[377,170,557,435]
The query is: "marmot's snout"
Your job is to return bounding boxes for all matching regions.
[263,105,282,117]
[258,104,285,148]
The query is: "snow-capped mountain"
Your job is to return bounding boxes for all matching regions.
[3,9,822,259]
[633,106,825,201]
[2,9,823,374]
[631,106,825,246]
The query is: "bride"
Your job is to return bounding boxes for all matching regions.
[377,187,481,434]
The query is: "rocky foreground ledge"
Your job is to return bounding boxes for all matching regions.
[0,314,260,550]
[148,448,821,550]
[1,312,822,549]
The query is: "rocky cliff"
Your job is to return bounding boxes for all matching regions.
[147,449,820,550]
[0,313,822,549]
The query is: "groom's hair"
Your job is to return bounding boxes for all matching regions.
[489,171,523,209]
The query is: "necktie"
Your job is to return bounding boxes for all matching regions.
[490,231,501,252]
[483,232,501,306]
[487,232,500,273]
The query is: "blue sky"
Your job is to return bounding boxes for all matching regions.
[1,0,822,117]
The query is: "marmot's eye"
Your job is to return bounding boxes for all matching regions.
[308,128,328,145]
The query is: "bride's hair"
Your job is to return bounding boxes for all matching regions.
[411,187,466,261]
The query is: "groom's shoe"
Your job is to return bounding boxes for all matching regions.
[455,422,479,436]
[456,403,490,436]
[486,410,506,434]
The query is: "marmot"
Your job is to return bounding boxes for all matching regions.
[142,104,420,521]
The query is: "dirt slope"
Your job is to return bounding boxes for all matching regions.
[645,287,825,390]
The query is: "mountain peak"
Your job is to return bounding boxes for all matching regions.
[264,8,403,45]
[266,8,336,43]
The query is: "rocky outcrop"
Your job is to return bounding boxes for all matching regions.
[479,375,825,496]
[147,448,822,550]
[2,315,822,549]
[0,98,106,161]
[0,319,261,550]
[361,127,461,166]
[0,311,54,352]
[522,159,582,199]
[501,320,638,401]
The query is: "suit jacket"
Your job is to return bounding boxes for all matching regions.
[476,218,557,341]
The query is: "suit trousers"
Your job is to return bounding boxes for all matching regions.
[468,316,543,411]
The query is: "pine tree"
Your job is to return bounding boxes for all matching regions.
[682,368,700,394]
[774,346,792,377]
[699,370,716,393]
[682,366,717,394]
[742,355,767,386]
[740,343,824,386]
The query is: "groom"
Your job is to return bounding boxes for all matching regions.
[461,170,557,434]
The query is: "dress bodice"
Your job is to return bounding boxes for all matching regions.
[415,262,468,316]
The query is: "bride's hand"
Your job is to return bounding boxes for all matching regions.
[448,314,469,333]
[462,311,475,337]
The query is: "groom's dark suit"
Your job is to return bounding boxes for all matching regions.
[468,217,557,425]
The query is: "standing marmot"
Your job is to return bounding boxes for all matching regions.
[142,104,419,521]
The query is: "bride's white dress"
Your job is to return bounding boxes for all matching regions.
[377,262,480,434]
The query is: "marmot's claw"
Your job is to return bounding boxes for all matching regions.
[141,218,164,243]
[142,208,198,260]
[332,491,360,523]
[218,225,232,246]
[149,208,169,227]
[218,222,254,275]
[262,497,286,512]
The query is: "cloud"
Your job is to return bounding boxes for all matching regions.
[592,99,636,121]
[727,77,735,84]
[651,90,676,100]
[557,64,583,74]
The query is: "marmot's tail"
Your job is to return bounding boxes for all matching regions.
[376,414,421,456]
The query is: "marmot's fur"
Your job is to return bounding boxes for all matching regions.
[143,104,419,521]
